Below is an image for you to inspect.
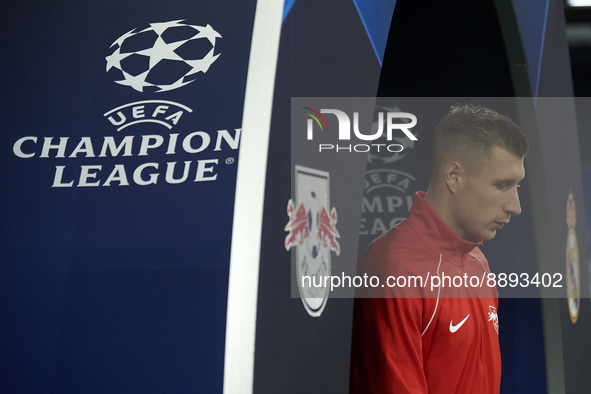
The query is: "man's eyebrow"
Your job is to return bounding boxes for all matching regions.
[495,176,524,184]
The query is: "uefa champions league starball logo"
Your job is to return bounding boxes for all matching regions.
[106,20,221,93]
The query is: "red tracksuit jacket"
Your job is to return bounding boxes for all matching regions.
[350,192,501,393]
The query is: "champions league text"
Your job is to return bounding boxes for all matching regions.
[301,271,564,293]
[12,129,240,187]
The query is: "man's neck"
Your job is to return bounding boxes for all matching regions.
[424,186,468,239]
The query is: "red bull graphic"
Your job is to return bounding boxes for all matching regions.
[284,201,309,250]
[284,200,340,256]
[284,165,339,317]
[488,306,499,334]
[317,205,341,255]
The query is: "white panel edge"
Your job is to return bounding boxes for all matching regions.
[222,1,284,393]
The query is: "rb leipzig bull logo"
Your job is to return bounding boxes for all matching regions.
[284,198,340,257]
[488,306,499,334]
[284,166,340,317]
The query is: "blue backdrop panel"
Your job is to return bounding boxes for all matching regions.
[253,0,385,392]
[352,0,398,65]
[511,0,550,97]
[536,1,591,391]
[0,0,256,392]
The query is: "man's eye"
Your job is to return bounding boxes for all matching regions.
[496,184,507,190]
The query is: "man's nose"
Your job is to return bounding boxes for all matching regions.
[505,187,522,216]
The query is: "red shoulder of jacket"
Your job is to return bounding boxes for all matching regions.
[357,223,441,298]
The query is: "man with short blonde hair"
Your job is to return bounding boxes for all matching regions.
[350,104,528,394]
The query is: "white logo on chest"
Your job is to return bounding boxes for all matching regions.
[449,314,470,333]
[488,306,499,334]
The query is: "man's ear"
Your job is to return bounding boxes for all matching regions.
[444,162,462,194]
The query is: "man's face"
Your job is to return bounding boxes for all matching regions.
[453,146,525,241]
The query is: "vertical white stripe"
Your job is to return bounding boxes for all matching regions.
[222,1,284,393]
[421,254,442,337]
